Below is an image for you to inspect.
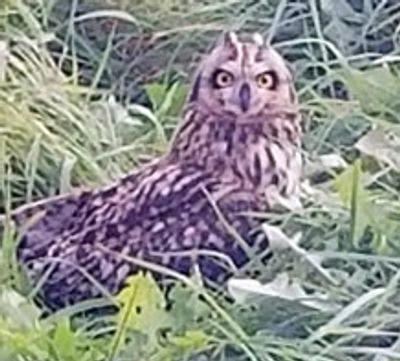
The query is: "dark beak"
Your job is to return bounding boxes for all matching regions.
[239,83,251,112]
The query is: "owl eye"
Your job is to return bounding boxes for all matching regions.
[213,70,234,88]
[256,71,277,89]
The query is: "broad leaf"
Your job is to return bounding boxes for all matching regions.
[145,82,187,118]
[52,318,78,360]
[155,330,208,361]
[115,272,171,348]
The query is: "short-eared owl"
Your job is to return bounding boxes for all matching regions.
[6,32,301,309]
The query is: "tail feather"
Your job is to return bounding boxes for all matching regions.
[2,191,90,261]
[11,192,81,227]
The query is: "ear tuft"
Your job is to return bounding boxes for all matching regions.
[217,31,240,48]
[224,31,239,46]
[252,33,264,47]
[217,31,240,60]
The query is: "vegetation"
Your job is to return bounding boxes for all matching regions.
[1,0,400,360]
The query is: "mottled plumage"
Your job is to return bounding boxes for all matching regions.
[5,32,301,309]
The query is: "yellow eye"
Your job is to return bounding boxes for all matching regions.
[213,70,234,88]
[256,72,276,89]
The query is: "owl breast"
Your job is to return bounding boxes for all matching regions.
[170,107,301,209]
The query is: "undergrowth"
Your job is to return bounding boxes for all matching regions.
[1,0,400,360]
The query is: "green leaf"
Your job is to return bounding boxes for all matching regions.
[334,159,371,247]
[115,272,171,349]
[0,288,41,330]
[52,318,77,360]
[145,83,168,110]
[166,282,209,333]
[157,82,187,118]
[145,82,187,118]
[155,330,209,361]
[341,66,400,117]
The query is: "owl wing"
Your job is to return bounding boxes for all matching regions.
[8,160,231,307]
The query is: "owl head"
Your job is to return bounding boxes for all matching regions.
[188,32,297,120]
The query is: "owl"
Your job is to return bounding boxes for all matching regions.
[5,32,301,309]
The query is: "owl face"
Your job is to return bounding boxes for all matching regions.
[189,32,296,120]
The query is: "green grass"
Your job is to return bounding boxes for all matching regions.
[1,0,400,360]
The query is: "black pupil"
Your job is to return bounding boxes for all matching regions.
[259,71,277,89]
[212,70,232,88]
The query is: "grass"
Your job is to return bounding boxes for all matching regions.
[1,0,400,360]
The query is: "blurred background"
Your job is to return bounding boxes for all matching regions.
[48,0,399,103]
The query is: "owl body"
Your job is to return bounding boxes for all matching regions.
[7,33,301,308]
